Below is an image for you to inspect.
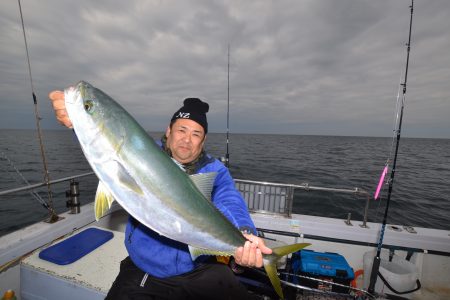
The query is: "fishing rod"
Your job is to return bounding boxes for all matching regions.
[225,44,231,167]
[17,0,58,222]
[368,0,414,294]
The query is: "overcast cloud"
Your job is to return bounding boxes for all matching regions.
[1,0,449,138]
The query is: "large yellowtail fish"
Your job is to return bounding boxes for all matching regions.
[64,81,309,299]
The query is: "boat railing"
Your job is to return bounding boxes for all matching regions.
[0,173,371,227]
[235,179,371,227]
[0,172,95,196]
[0,172,96,216]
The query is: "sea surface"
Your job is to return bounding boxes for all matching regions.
[1,129,449,237]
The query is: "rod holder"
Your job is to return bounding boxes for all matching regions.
[66,179,80,214]
[360,195,370,228]
[345,213,353,226]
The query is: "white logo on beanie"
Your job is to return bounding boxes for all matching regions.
[176,112,190,119]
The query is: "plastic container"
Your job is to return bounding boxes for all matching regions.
[291,250,355,293]
[363,250,421,299]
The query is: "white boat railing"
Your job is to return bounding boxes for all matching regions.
[235,179,371,227]
[0,172,95,196]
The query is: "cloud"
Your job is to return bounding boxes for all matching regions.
[1,0,449,138]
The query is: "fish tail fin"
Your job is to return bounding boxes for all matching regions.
[94,181,115,221]
[263,243,310,299]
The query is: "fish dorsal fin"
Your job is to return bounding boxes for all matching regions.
[189,172,217,201]
[188,245,232,261]
[94,181,115,221]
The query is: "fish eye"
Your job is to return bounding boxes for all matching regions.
[84,100,94,113]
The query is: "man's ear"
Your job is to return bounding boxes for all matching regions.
[165,126,171,138]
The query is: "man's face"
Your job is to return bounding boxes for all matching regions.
[165,118,206,164]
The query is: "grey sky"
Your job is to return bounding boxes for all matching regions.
[1,0,449,138]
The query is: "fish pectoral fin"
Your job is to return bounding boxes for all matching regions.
[94,181,115,221]
[115,161,144,196]
[189,172,217,201]
[188,245,232,261]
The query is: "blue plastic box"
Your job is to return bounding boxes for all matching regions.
[291,249,354,293]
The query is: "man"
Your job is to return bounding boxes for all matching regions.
[49,91,271,300]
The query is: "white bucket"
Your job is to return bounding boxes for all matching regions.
[363,250,420,299]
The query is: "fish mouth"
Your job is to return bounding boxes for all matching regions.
[64,85,78,104]
[65,81,88,105]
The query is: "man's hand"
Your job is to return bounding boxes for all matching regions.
[48,90,72,128]
[234,234,272,268]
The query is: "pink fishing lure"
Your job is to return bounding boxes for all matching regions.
[374,165,388,200]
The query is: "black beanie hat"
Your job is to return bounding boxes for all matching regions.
[170,98,209,134]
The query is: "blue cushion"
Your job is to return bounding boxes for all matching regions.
[39,228,114,265]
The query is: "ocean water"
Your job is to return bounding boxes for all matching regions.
[1,129,449,236]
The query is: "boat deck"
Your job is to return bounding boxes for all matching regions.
[20,227,126,300]
[16,208,450,300]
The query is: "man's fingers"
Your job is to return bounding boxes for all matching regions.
[235,246,243,262]
[234,234,273,268]
[241,241,251,266]
[48,90,72,128]
[248,241,257,266]
[255,248,263,268]
[258,242,272,255]
[49,91,64,105]
[243,234,272,255]
[49,90,64,99]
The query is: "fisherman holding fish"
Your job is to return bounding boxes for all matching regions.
[49,89,273,299]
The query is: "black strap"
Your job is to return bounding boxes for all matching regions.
[377,270,421,295]
[405,251,414,261]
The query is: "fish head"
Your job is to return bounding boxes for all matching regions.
[64,81,103,131]
[64,81,125,158]
[64,81,107,126]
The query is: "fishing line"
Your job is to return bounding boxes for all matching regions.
[17,0,57,221]
[390,71,405,159]
[371,69,405,245]
[1,151,50,210]
[250,268,377,299]
[373,71,403,202]
[279,272,376,298]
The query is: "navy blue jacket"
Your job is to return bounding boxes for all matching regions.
[124,150,256,278]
